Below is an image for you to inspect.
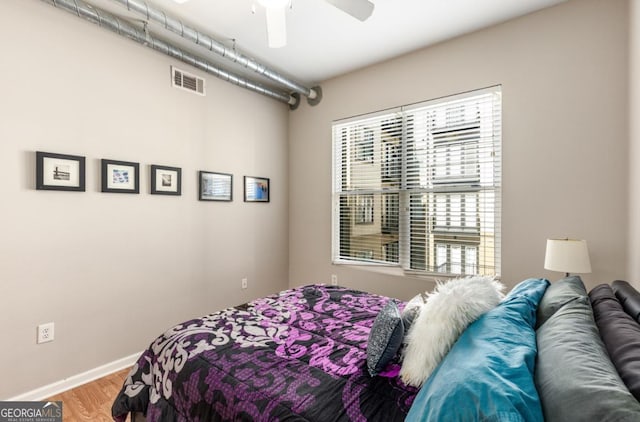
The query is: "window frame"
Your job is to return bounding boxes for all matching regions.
[331,86,501,278]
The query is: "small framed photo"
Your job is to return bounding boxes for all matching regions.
[101,159,139,194]
[199,171,232,201]
[151,165,181,195]
[244,176,270,202]
[36,151,85,191]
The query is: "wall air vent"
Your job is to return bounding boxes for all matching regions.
[171,66,205,96]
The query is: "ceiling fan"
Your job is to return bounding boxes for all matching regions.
[172,0,375,49]
[256,0,374,48]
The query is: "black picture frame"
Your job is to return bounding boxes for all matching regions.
[36,151,86,192]
[101,159,140,194]
[199,171,233,201]
[244,176,270,202]
[151,165,182,195]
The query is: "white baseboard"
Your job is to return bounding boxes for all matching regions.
[7,351,141,401]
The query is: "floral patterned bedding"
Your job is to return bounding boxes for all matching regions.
[112,285,417,421]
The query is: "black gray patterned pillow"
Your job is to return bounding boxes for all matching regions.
[366,300,404,376]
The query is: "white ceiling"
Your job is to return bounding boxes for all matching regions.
[91,0,566,88]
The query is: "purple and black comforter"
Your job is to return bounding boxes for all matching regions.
[112,285,417,421]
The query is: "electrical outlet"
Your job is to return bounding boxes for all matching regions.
[331,274,338,286]
[37,322,55,344]
[241,278,248,289]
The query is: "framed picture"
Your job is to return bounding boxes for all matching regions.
[244,176,270,202]
[36,151,85,191]
[151,165,181,195]
[199,171,232,201]
[101,159,139,194]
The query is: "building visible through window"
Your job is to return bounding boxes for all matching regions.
[356,194,374,224]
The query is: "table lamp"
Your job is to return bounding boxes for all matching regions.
[544,238,592,277]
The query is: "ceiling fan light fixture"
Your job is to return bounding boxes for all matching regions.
[257,0,290,9]
[326,0,374,21]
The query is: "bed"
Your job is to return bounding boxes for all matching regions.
[111,285,417,421]
[112,278,640,422]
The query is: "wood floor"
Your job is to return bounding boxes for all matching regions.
[46,367,131,422]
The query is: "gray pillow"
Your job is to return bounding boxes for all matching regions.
[366,300,403,376]
[536,275,586,329]
[535,277,640,421]
[401,293,427,333]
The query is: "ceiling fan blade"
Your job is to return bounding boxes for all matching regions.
[325,0,374,21]
[265,6,287,48]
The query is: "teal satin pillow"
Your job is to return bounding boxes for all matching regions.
[406,278,549,422]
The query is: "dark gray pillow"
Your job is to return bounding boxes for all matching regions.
[589,284,640,402]
[367,300,403,376]
[612,280,640,323]
[535,277,640,421]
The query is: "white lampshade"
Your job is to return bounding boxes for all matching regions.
[544,238,592,275]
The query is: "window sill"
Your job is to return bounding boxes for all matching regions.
[332,260,405,277]
[332,259,500,282]
[332,260,441,281]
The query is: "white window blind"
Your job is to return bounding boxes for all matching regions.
[332,86,501,277]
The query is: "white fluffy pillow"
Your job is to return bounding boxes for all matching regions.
[400,276,505,387]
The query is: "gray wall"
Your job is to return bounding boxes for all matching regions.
[0,1,289,398]
[289,0,630,299]
[1,0,636,400]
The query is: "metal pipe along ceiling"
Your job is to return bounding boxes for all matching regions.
[44,0,298,107]
[109,0,318,101]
